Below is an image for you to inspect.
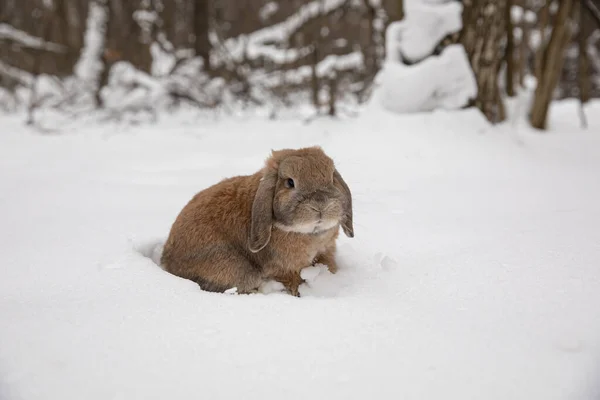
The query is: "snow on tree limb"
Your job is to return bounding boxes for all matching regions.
[259,2,279,21]
[218,0,350,65]
[0,23,67,53]
[0,61,34,87]
[584,0,600,27]
[258,51,364,88]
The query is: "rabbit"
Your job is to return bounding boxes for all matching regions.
[160,146,354,296]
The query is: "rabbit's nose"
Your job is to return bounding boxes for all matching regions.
[308,204,323,220]
[312,191,328,204]
[309,205,322,214]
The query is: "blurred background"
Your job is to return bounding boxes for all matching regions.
[0,0,599,129]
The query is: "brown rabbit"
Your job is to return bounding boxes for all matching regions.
[160,146,354,296]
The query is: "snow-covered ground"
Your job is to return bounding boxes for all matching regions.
[1,100,600,400]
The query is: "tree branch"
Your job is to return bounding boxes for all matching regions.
[0,23,67,53]
[584,0,600,27]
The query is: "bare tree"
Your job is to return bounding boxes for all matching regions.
[461,0,508,123]
[530,0,575,130]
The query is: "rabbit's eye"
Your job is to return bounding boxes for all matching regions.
[285,178,295,188]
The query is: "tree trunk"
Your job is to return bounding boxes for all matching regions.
[104,0,153,73]
[363,0,377,76]
[310,0,327,111]
[516,18,530,87]
[460,0,508,123]
[194,0,211,71]
[328,74,337,117]
[529,0,575,130]
[95,3,111,108]
[505,0,515,96]
[397,0,404,21]
[534,1,551,83]
[311,47,320,109]
[577,1,590,128]
[578,11,591,105]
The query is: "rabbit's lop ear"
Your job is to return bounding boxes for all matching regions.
[334,168,354,238]
[249,171,277,253]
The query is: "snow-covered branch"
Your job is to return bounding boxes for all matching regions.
[217,0,350,66]
[259,2,279,21]
[259,51,364,88]
[0,23,66,53]
[584,0,600,26]
[0,61,34,87]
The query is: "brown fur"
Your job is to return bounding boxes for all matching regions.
[160,146,353,296]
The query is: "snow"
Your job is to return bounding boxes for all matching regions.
[2,100,600,400]
[259,2,279,21]
[511,5,524,22]
[74,1,107,83]
[375,44,477,113]
[529,30,542,50]
[393,0,463,63]
[219,0,349,65]
[0,88,18,112]
[132,9,158,43]
[106,62,166,104]
[0,23,66,53]
[0,60,33,87]
[257,51,364,88]
[524,10,537,24]
[514,27,523,41]
[377,10,475,115]
[149,40,177,77]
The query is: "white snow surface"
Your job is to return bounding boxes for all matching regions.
[2,101,600,400]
